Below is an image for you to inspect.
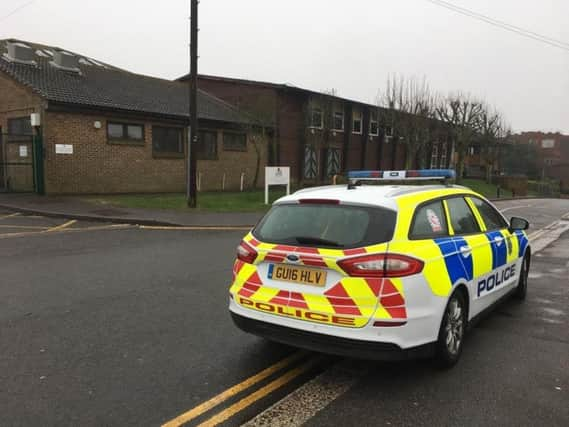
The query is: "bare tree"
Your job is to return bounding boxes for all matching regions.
[478,105,510,183]
[377,74,437,169]
[436,93,484,183]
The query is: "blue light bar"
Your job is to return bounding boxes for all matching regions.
[347,169,456,180]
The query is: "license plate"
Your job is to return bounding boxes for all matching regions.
[268,264,327,287]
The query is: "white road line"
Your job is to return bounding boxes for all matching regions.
[0,212,20,220]
[500,204,532,213]
[242,361,365,427]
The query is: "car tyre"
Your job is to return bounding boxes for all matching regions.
[513,253,530,300]
[435,291,467,369]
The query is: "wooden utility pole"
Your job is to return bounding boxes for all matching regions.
[187,0,199,207]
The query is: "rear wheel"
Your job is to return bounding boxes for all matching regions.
[513,253,530,300]
[435,291,467,368]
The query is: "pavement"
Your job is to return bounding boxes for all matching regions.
[0,193,264,227]
[0,193,553,229]
[0,199,568,427]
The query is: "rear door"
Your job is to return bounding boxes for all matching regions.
[231,202,397,328]
[442,196,492,317]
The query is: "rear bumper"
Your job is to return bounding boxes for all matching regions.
[231,312,435,361]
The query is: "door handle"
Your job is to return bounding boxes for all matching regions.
[459,245,472,257]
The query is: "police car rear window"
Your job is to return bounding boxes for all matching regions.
[253,204,396,248]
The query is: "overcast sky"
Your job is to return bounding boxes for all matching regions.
[1,0,568,133]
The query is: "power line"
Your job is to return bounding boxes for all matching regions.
[0,0,35,23]
[424,0,569,52]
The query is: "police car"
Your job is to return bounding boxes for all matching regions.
[229,170,530,367]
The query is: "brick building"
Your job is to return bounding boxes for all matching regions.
[0,39,266,194]
[181,75,453,186]
[511,132,568,174]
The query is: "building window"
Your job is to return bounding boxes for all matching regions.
[333,111,344,131]
[430,143,439,169]
[107,122,144,143]
[310,108,323,129]
[369,111,379,136]
[440,143,448,167]
[541,139,555,149]
[352,110,362,134]
[223,132,247,151]
[304,145,317,179]
[385,126,393,138]
[326,148,341,177]
[152,126,183,156]
[7,117,33,135]
[197,130,218,160]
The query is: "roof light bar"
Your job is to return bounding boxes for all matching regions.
[348,169,456,182]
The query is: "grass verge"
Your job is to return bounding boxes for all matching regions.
[84,189,289,212]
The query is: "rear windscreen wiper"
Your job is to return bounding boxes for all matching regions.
[294,236,344,247]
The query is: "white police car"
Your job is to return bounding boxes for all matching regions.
[229,170,531,366]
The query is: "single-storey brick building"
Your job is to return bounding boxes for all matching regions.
[0,39,267,194]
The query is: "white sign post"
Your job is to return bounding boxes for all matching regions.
[265,166,290,205]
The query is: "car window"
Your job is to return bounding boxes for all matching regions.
[446,197,480,235]
[410,200,448,239]
[470,197,508,230]
[253,203,396,248]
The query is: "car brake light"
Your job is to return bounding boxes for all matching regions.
[338,254,423,278]
[237,241,258,264]
[298,199,340,204]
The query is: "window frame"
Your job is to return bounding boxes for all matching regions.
[332,110,344,132]
[151,125,184,158]
[369,111,379,136]
[408,194,484,240]
[196,129,218,160]
[443,196,482,237]
[468,196,509,231]
[222,131,247,152]
[107,121,145,145]
[309,107,323,129]
[408,199,449,240]
[352,110,363,135]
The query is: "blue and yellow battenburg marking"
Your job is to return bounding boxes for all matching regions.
[434,237,473,285]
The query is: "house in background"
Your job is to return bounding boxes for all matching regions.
[181,75,453,186]
[0,39,266,194]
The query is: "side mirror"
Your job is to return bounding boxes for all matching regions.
[509,216,529,232]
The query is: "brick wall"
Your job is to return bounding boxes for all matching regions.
[42,111,266,194]
[197,128,267,191]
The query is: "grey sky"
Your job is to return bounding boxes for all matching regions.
[2,0,568,133]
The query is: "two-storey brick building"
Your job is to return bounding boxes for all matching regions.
[0,39,266,194]
[181,75,453,186]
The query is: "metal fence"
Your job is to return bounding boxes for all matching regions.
[0,133,35,192]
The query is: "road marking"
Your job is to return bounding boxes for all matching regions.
[140,225,252,231]
[0,225,49,230]
[243,361,363,427]
[0,212,20,220]
[161,351,307,427]
[0,223,133,239]
[500,204,532,213]
[45,219,77,232]
[196,356,322,427]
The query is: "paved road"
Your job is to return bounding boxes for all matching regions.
[0,199,568,427]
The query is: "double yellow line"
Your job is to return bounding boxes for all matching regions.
[162,351,319,427]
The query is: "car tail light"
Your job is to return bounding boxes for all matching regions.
[338,253,423,278]
[237,241,258,264]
